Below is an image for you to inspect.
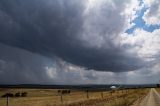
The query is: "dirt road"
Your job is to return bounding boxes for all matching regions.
[134,88,160,106]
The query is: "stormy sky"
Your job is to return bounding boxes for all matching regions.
[0,0,160,84]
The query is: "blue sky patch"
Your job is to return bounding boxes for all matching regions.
[126,0,160,34]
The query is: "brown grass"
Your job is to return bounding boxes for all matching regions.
[0,88,149,106]
[156,88,160,93]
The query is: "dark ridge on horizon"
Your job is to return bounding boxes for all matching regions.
[0,84,157,89]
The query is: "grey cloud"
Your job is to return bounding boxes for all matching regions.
[0,0,146,72]
[0,43,109,84]
[0,43,54,84]
[0,44,157,84]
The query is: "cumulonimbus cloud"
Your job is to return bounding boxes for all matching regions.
[0,0,147,72]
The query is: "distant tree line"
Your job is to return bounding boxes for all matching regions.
[1,92,27,98]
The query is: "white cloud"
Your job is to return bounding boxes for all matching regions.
[45,67,57,79]
[121,29,160,61]
[143,0,160,25]
[122,0,142,29]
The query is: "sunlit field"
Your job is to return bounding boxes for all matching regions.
[0,88,149,106]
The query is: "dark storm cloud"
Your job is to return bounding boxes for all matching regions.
[0,43,54,84]
[0,43,99,84]
[0,0,146,72]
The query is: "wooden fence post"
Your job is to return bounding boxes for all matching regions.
[60,93,63,104]
[101,92,103,99]
[110,91,112,96]
[86,90,89,99]
[6,96,9,106]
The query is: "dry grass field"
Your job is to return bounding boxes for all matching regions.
[156,88,160,92]
[0,88,149,106]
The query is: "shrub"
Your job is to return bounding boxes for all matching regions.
[15,92,21,97]
[58,90,71,94]
[21,92,27,97]
[58,90,61,93]
[1,93,14,98]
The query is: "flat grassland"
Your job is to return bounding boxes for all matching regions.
[0,88,149,106]
[156,88,160,92]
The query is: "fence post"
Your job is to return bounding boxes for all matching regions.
[101,92,103,99]
[86,90,89,99]
[60,93,63,104]
[124,96,127,106]
[110,91,112,96]
[126,89,128,94]
[6,96,9,106]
